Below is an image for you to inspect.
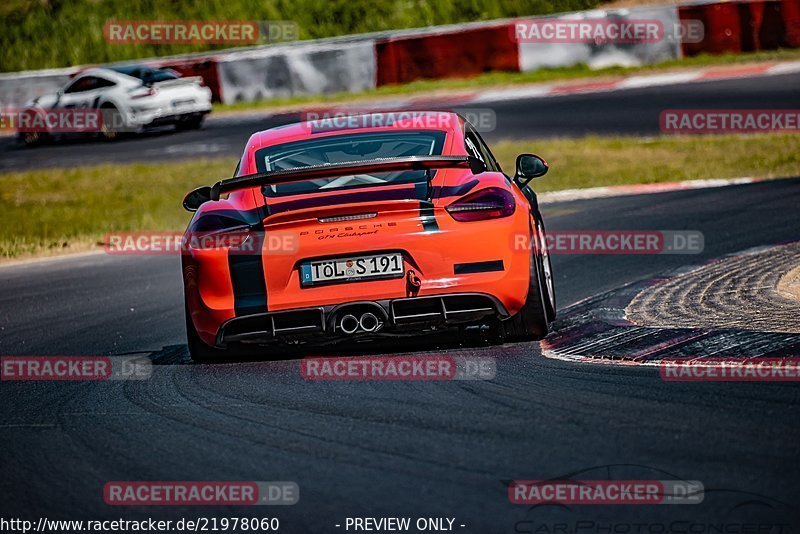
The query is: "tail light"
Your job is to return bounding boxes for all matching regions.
[188,214,252,250]
[130,87,158,99]
[191,214,249,233]
[445,187,515,222]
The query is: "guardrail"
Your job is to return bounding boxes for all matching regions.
[1,0,797,108]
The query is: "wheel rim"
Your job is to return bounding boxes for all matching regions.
[102,122,117,139]
[537,222,555,312]
[101,108,119,139]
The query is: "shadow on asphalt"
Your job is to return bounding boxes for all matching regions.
[134,328,511,367]
[4,124,185,150]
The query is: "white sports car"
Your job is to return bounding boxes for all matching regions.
[18,65,212,145]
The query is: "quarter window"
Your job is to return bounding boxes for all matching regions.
[464,125,500,172]
[64,77,97,93]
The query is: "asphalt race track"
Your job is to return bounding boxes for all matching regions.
[2,177,800,530]
[2,71,799,172]
[2,67,799,530]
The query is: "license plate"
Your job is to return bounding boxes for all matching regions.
[171,99,194,108]
[300,253,404,286]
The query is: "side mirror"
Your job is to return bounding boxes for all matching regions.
[514,154,548,185]
[183,186,213,212]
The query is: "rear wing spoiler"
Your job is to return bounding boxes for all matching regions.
[183,156,486,211]
[151,76,203,88]
[211,155,486,200]
[183,155,486,211]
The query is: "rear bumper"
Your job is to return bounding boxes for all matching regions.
[127,101,211,128]
[182,195,534,347]
[183,247,530,347]
[215,292,508,348]
[137,109,210,128]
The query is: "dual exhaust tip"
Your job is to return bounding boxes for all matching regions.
[339,312,380,335]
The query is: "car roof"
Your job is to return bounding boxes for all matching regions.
[70,67,131,84]
[108,65,179,82]
[72,66,177,84]
[248,111,466,152]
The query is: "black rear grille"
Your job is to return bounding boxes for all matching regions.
[391,294,503,324]
[219,308,324,344]
[216,293,506,346]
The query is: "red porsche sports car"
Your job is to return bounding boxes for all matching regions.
[181,111,555,360]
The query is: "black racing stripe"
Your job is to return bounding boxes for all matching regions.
[419,200,439,233]
[454,260,505,275]
[228,252,268,316]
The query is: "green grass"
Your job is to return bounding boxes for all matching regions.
[215,48,800,112]
[0,159,236,259]
[0,0,598,72]
[491,134,800,192]
[1,133,798,260]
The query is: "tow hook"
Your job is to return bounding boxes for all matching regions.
[406,269,421,297]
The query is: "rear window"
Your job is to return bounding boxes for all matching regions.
[254,131,446,197]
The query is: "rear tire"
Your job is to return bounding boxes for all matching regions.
[185,304,227,362]
[535,216,556,321]
[501,233,550,342]
[100,104,123,141]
